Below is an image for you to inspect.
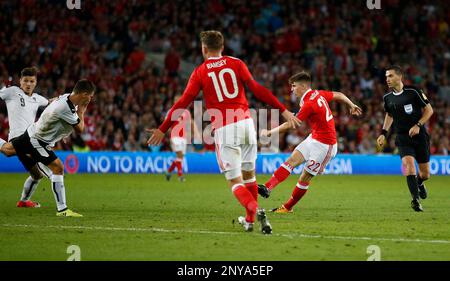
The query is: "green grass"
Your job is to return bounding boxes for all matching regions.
[0,173,449,261]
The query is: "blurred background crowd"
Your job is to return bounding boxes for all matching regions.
[0,0,449,155]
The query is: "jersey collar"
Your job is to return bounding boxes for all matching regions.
[300,88,313,106]
[206,56,223,60]
[66,95,76,113]
[392,88,403,95]
[18,87,34,97]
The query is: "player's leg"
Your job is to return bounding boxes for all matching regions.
[175,150,186,182]
[400,152,423,212]
[216,139,257,225]
[274,170,315,213]
[258,137,310,198]
[242,169,257,201]
[166,138,186,181]
[165,140,177,181]
[17,165,43,208]
[9,134,42,208]
[216,121,266,233]
[272,140,337,213]
[260,150,305,198]
[415,135,431,199]
[241,139,258,201]
[46,157,82,217]
[417,162,430,199]
[240,120,271,234]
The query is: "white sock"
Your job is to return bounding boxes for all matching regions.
[20,176,40,201]
[51,175,67,212]
[36,162,53,179]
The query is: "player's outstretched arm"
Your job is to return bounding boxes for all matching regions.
[150,71,201,145]
[146,128,165,145]
[260,121,293,137]
[332,91,362,116]
[246,79,301,128]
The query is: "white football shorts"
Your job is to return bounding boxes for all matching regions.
[214,118,257,180]
[295,134,337,176]
[170,137,187,154]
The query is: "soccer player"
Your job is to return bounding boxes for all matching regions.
[0,67,54,208]
[147,30,301,234]
[0,79,95,217]
[377,65,434,212]
[163,94,200,183]
[258,71,362,213]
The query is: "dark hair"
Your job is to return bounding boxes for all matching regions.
[289,71,312,84]
[386,65,403,75]
[199,30,224,51]
[20,67,38,78]
[73,79,96,94]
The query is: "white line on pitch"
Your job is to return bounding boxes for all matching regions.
[1,223,449,245]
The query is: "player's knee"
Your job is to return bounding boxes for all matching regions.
[30,171,44,180]
[241,162,255,174]
[224,168,242,181]
[286,157,300,167]
[402,160,415,174]
[419,172,430,180]
[50,162,64,175]
[300,171,314,182]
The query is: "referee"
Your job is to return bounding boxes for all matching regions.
[377,65,434,212]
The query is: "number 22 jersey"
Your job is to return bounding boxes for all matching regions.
[296,89,337,145]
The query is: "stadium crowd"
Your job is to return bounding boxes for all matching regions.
[0,0,449,155]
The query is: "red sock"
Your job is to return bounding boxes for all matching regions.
[244,179,258,201]
[265,162,293,190]
[175,159,183,176]
[167,161,177,173]
[284,181,309,210]
[232,184,257,223]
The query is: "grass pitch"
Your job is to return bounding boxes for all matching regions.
[0,173,449,261]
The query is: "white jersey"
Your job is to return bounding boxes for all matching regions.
[0,86,48,140]
[27,93,80,146]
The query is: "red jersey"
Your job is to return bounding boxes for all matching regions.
[159,56,286,133]
[296,89,337,145]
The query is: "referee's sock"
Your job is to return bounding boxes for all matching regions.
[406,175,420,200]
[51,175,67,212]
[417,176,425,187]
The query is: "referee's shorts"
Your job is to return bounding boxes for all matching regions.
[395,130,430,163]
[11,131,57,171]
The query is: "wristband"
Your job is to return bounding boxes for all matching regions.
[381,129,388,137]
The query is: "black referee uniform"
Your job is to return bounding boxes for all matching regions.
[383,85,431,211]
[383,86,430,163]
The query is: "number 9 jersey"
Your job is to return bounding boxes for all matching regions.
[0,86,48,141]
